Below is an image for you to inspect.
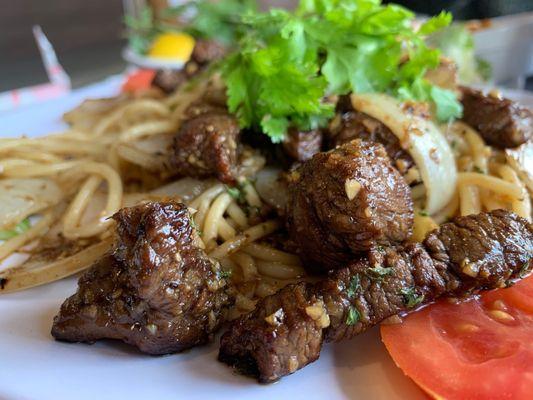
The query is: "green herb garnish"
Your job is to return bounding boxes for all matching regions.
[346,274,362,298]
[346,306,360,325]
[124,7,160,55]
[427,23,491,84]
[225,185,245,203]
[368,266,393,278]
[400,287,425,308]
[0,218,31,241]
[418,210,429,217]
[473,166,485,174]
[222,0,462,143]
[165,0,257,46]
[190,218,203,237]
[219,269,233,279]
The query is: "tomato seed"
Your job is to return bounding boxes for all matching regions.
[488,309,515,322]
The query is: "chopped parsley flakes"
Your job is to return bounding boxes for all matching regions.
[346,274,362,298]
[400,287,425,308]
[346,306,360,326]
[368,266,393,279]
[219,269,233,280]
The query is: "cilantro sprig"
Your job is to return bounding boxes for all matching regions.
[222,0,462,142]
[125,0,256,54]
[165,0,257,46]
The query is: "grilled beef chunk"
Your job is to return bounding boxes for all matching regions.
[286,139,414,272]
[52,202,230,355]
[190,39,226,65]
[183,88,228,120]
[330,98,414,174]
[461,87,533,149]
[153,70,189,95]
[219,210,533,382]
[172,112,241,184]
[329,111,415,174]
[219,283,324,383]
[153,40,225,94]
[282,128,323,162]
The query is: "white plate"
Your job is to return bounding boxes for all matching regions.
[1,81,531,400]
[123,47,186,70]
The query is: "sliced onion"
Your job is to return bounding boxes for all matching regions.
[254,167,288,212]
[351,93,457,214]
[506,141,533,194]
[0,179,62,229]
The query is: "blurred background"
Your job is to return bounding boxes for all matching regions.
[1,0,533,92]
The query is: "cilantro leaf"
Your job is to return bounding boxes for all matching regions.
[221,0,461,141]
[430,85,463,121]
[418,11,452,36]
[165,0,257,46]
[225,184,246,203]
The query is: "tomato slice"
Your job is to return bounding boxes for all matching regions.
[381,277,533,400]
[122,69,156,93]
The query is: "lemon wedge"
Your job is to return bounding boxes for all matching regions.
[148,32,195,61]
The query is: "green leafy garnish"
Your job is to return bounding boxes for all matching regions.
[165,0,257,46]
[222,0,462,142]
[346,306,360,325]
[368,266,393,278]
[418,210,429,217]
[400,287,425,308]
[225,185,245,203]
[0,218,31,241]
[473,166,485,174]
[124,7,160,55]
[427,23,491,84]
[125,1,256,55]
[190,218,203,237]
[346,274,362,298]
[219,269,233,280]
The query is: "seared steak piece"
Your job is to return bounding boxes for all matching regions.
[190,39,226,65]
[172,112,241,184]
[286,139,414,272]
[52,202,230,354]
[282,127,323,162]
[329,110,415,174]
[183,88,228,120]
[219,210,533,382]
[330,98,414,174]
[461,87,532,149]
[153,70,189,95]
[219,283,325,383]
[153,40,226,94]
